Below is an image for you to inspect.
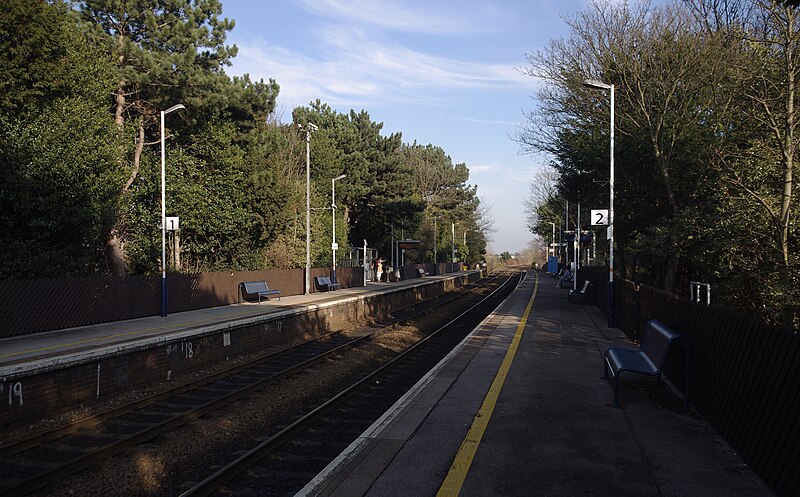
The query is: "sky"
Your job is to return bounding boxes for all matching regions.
[219,0,590,254]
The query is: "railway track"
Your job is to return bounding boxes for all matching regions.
[180,271,522,496]
[0,274,512,496]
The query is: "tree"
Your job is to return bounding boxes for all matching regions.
[520,0,798,327]
[293,103,413,262]
[523,1,732,291]
[0,0,124,278]
[79,0,278,274]
[685,0,799,329]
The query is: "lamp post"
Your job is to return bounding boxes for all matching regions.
[300,122,318,295]
[583,78,615,328]
[160,103,185,318]
[451,222,455,265]
[548,221,556,270]
[433,215,438,266]
[331,174,346,284]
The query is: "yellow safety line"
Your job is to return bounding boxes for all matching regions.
[436,271,538,497]
[0,306,272,359]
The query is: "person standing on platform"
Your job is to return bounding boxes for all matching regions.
[376,258,383,282]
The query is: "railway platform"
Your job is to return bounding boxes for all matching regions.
[0,271,479,427]
[299,270,774,497]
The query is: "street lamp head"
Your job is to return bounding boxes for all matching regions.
[163,103,185,115]
[583,79,612,91]
[334,174,346,181]
[308,122,319,131]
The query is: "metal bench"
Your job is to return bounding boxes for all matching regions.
[238,281,281,303]
[568,280,592,304]
[416,268,429,278]
[603,319,690,411]
[314,276,341,291]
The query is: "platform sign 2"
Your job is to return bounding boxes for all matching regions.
[590,210,609,226]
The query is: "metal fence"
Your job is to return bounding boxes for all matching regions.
[574,268,799,497]
[0,263,468,339]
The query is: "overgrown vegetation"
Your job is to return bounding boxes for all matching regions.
[0,0,488,281]
[520,0,798,330]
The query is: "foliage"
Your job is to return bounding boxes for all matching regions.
[0,0,125,278]
[0,0,491,282]
[520,0,799,328]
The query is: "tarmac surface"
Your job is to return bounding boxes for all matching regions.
[299,270,775,497]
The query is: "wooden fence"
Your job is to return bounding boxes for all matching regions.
[577,267,799,497]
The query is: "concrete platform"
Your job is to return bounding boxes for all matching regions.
[299,270,775,497]
[0,272,478,427]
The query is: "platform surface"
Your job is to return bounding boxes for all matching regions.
[299,270,775,497]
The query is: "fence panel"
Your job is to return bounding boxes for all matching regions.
[625,282,799,497]
[0,269,304,338]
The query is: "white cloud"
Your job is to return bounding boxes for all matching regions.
[232,28,529,110]
[459,117,519,126]
[297,0,492,34]
[469,163,500,174]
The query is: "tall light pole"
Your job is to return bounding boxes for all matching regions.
[300,122,318,295]
[433,215,438,266]
[451,222,455,265]
[160,103,185,318]
[331,174,346,284]
[584,78,615,328]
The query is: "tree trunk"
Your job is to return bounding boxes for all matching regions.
[105,123,144,276]
[652,144,680,293]
[778,7,796,332]
[106,37,130,275]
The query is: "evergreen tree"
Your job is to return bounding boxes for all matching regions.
[0,0,124,278]
[78,0,277,274]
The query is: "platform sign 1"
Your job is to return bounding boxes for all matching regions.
[590,209,609,226]
[165,216,179,231]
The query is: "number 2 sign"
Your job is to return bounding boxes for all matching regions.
[590,209,609,226]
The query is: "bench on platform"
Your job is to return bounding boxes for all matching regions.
[239,281,281,303]
[603,319,690,411]
[314,276,341,291]
[417,268,429,278]
[568,280,592,304]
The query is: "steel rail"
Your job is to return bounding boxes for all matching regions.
[180,273,518,497]
[0,275,499,496]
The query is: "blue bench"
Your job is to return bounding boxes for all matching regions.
[603,319,690,411]
[314,276,341,291]
[239,281,281,303]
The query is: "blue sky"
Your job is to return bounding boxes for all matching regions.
[220,0,590,253]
